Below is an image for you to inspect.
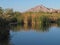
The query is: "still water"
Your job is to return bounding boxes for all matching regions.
[0,23,60,45]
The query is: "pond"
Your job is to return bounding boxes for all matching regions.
[0,23,60,45]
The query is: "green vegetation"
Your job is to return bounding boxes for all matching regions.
[1,7,60,37]
[0,7,22,26]
[39,15,50,24]
[0,7,60,26]
[22,12,60,25]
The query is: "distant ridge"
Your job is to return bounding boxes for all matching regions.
[26,5,60,13]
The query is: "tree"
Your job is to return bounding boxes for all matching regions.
[2,8,14,21]
[13,11,21,17]
[4,8,13,16]
[0,7,3,14]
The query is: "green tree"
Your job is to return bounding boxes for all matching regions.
[4,8,13,16]
[0,7,3,15]
[13,11,21,17]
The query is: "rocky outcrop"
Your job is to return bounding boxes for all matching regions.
[26,5,60,13]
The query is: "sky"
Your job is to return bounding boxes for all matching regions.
[0,0,60,12]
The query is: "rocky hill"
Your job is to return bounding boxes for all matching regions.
[26,5,60,13]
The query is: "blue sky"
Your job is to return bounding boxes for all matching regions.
[0,0,60,12]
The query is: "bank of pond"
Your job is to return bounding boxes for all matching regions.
[0,19,60,44]
[0,15,60,27]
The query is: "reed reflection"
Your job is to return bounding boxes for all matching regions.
[10,23,57,32]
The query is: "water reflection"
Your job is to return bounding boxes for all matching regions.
[0,26,11,45]
[10,23,60,45]
[10,23,60,32]
[0,23,60,45]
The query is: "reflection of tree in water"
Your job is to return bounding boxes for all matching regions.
[57,23,60,27]
[0,26,12,45]
[37,23,50,32]
[10,24,24,32]
[10,23,51,32]
[10,22,60,32]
